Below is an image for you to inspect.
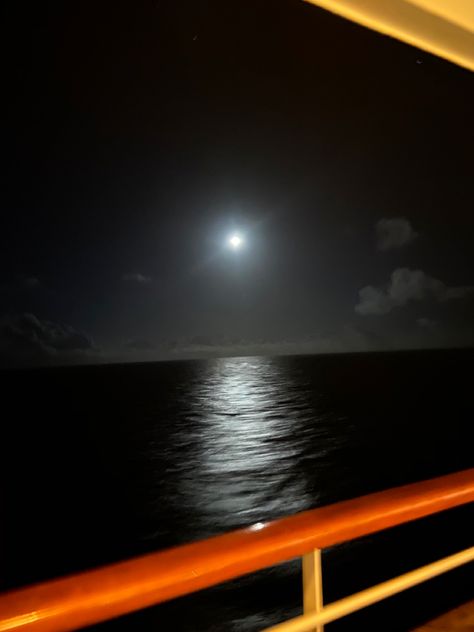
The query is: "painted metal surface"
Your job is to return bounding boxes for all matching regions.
[302,549,323,632]
[304,0,474,71]
[0,468,472,632]
[265,546,474,631]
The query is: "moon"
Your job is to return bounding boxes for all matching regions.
[228,233,243,250]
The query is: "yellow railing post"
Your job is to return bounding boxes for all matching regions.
[302,549,323,632]
[266,546,474,632]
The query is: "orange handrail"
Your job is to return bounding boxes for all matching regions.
[0,468,473,632]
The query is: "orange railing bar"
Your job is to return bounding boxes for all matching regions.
[0,468,473,632]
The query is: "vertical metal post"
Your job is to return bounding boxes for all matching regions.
[302,548,323,632]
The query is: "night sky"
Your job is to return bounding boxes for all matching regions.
[1,1,473,367]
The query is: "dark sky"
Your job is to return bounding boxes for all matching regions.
[1,0,473,366]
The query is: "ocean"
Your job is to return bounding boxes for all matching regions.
[1,348,473,630]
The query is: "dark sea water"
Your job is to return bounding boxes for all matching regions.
[1,349,473,630]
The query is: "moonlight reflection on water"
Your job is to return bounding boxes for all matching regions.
[146,356,347,541]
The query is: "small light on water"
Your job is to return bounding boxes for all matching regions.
[249,521,266,531]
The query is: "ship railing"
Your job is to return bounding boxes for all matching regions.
[0,468,473,631]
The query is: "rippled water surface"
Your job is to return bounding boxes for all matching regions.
[1,350,473,630]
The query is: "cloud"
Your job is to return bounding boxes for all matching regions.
[356,268,474,315]
[124,338,156,351]
[22,276,41,288]
[165,328,379,359]
[0,276,42,294]
[0,313,96,367]
[122,273,152,284]
[376,217,417,251]
[355,286,393,316]
[417,317,436,328]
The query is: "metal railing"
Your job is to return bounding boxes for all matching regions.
[0,468,473,632]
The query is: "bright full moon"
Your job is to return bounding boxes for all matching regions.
[228,233,243,250]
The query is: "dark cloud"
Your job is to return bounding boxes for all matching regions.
[165,327,378,359]
[417,317,436,329]
[0,276,41,293]
[22,276,41,288]
[356,268,474,315]
[124,338,156,351]
[376,218,417,251]
[0,313,96,367]
[122,273,152,284]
